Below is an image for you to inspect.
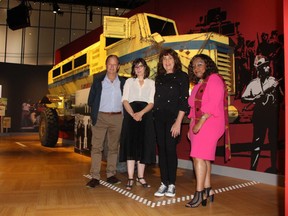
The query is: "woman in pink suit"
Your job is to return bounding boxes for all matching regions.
[185,54,229,208]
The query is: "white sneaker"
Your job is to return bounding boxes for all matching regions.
[165,184,176,197]
[154,182,167,197]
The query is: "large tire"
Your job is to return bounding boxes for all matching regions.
[39,108,59,147]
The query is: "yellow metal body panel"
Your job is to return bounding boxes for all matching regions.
[103,16,130,39]
[47,12,235,102]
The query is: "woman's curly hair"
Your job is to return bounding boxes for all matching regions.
[188,54,218,84]
[156,48,182,76]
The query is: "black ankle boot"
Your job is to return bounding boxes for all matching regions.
[204,187,214,202]
[185,190,207,208]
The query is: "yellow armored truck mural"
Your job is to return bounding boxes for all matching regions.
[39,13,235,147]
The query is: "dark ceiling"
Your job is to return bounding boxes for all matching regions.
[28,0,150,9]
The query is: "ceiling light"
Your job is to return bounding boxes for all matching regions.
[53,3,60,14]
[115,8,119,16]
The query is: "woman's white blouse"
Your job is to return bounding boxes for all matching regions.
[122,77,155,104]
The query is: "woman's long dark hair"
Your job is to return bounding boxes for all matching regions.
[131,58,150,78]
[188,54,218,84]
[156,48,182,76]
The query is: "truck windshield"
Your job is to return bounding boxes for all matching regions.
[147,15,177,36]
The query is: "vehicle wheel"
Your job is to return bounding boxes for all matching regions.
[39,108,59,147]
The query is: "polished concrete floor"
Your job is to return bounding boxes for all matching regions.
[0,133,284,216]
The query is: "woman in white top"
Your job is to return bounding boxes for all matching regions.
[119,58,156,190]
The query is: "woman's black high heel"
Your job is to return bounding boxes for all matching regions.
[205,187,215,202]
[185,190,207,208]
[126,179,134,190]
[136,177,151,188]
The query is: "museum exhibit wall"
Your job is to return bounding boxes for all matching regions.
[0,0,284,183]
[0,62,50,132]
[55,0,285,176]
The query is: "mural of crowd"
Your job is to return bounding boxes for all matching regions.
[190,7,284,174]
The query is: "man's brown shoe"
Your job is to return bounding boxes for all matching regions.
[86,178,100,188]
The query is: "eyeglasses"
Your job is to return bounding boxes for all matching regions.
[135,64,144,69]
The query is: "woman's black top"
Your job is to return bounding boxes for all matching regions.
[153,70,189,122]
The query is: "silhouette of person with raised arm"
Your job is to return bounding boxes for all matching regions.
[241,55,282,173]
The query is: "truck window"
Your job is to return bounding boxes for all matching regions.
[147,16,177,36]
[74,54,87,68]
[52,67,60,78]
[63,61,72,74]
[106,38,121,47]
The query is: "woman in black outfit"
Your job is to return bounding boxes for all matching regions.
[153,48,189,197]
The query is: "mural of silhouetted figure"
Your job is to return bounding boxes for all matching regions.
[268,31,284,80]
[257,33,271,58]
[76,119,85,149]
[241,55,282,173]
[245,40,256,78]
[235,34,250,99]
[86,118,92,150]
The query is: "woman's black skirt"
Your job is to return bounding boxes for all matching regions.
[119,101,156,164]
